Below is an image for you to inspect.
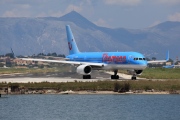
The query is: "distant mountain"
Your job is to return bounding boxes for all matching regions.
[0,11,180,59]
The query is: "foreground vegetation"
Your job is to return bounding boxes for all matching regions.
[1,80,180,92]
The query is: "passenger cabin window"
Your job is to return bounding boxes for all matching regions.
[134,58,146,61]
[134,58,138,60]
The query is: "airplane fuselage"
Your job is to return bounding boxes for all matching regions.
[66,52,147,70]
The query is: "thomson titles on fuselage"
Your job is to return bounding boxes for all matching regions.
[102,53,126,63]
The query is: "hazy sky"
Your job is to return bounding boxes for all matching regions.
[0,0,180,29]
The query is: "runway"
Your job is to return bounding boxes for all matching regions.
[0,77,109,83]
[0,71,145,83]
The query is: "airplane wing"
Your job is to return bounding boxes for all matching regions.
[147,60,167,64]
[147,51,169,64]
[21,58,104,67]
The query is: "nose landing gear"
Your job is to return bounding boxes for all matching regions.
[131,74,137,80]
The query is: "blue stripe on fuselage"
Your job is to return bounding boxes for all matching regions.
[66,52,147,65]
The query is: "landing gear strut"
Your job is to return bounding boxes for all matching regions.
[111,70,119,79]
[83,75,91,79]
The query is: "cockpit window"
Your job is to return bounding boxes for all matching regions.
[139,58,142,60]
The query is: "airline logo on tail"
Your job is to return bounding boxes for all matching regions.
[68,42,72,50]
[68,39,74,50]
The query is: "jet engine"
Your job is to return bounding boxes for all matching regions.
[135,70,143,75]
[77,65,92,75]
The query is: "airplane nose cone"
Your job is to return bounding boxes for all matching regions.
[136,60,147,68]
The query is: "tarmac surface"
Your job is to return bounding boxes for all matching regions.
[0,71,144,83]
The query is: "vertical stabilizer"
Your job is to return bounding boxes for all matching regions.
[66,25,80,55]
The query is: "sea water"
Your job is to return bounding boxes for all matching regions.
[0,94,180,120]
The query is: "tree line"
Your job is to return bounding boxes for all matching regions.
[0,52,65,58]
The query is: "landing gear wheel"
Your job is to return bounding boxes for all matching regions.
[83,75,91,79]
[111,75,119,79]
[116,75,119,79]
[111,70,119,79]
[111,75,114,79]
[131,76,136,80]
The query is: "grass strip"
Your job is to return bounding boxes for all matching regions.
[1,80,180,91]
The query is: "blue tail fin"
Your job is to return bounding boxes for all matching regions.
[66,25,80,55]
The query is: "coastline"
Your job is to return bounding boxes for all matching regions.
[0,90,173,95]
[64,90,170,95]
[1,73,180,95]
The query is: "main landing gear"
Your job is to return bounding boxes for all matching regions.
[83,75,91,79]
[111,70,119,79]
[127,70,138,80]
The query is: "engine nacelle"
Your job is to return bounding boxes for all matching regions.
[77,65,92,75]
[127,70,143,75]
[135,70,143,75]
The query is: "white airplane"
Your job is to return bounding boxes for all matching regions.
[163,64,180,68]
[21,25,169,80]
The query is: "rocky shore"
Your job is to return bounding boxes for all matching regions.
[1,89,178,95]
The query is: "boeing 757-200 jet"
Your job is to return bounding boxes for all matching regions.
[22,25,169,80]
